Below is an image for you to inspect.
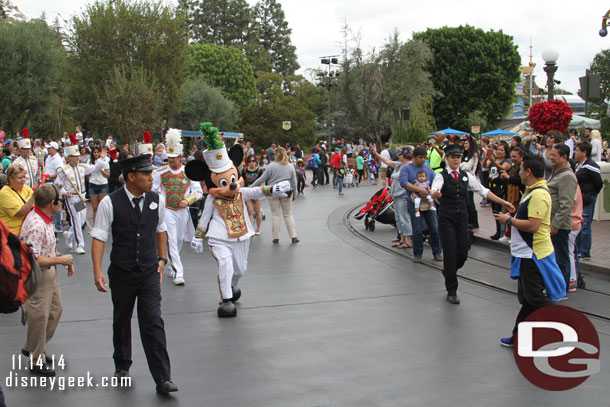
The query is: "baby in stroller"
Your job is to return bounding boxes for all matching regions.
[411,169,435,217]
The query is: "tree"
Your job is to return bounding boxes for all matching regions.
[184,0,251,46]
[68,0,189,130]
[0,20,68,137]
[188,43,256,107]
[248,0,299,76]
[97,65,163,146]
[413,25,521,130]
[335,32,436,144]
[240,72,319,147]
[183,0,299,77]
[589,49,610,133]
[170,78,238,132]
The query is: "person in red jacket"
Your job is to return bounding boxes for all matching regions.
[330,149,342,188]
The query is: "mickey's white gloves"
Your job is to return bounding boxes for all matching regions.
[271,181,292,198]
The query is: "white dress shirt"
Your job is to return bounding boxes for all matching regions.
[431,167,490,197]
[91,186,167,243]
[44,153,65,180]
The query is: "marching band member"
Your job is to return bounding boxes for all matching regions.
[153,129,202,285]
[56,145,107,254]
[13,128,39,188]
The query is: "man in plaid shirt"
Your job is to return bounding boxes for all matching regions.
[20,184,75,377]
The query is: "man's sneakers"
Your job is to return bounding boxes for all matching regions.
[75,246,86,254]
[569,280,577,292]
[173,277,185,285]
[498,236,511,243]
[500,336,514,347]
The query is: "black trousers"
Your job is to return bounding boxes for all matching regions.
[551,229,570,292]
[512,258,554,335]
[323,165,329,184]
[0,385,5,407]
[438,211,470,295]
[108,264,171,384]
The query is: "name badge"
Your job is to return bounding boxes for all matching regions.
[149,202,158,210]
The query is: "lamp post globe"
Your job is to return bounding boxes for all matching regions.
[542,48,559,64]
[542,48,559,101]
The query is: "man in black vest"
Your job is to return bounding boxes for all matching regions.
[91,154,178,394]
[431,145,513,304]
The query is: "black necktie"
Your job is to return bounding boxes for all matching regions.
[132,197,142,217]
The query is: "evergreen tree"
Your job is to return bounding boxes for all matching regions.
[248,0,299,76]
[186,0,251,46]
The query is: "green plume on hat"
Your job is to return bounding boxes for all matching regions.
[200,122,224,150]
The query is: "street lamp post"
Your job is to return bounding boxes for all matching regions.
[542,48,559,101]
[320,55,339,147]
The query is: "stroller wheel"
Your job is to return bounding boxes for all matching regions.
[364,216,369,230]
[578,277,586,289]
[369,221,375,232]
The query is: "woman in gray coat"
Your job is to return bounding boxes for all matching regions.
[252,147,299,243]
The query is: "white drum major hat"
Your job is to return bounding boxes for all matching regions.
[165,128,183,158]
[201,122,232,173]
[17,128,31,149]
[64,145,80,157]
[138,131,153,155]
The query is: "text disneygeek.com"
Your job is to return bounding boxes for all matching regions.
[5,372,131,391]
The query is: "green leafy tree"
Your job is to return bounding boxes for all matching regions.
[183,0,251,46]
[588,49,610,134]
[97,65,163,146]
[240,72,318,147]
[0,20,68,137]
[170,78,238,132]
[413,25,521,130]
[247,0,299,76]
[183,0,298,77]
[0,1,6,19]
[68,0,189,130]
[188,43,256,107]
[336,32,436,144]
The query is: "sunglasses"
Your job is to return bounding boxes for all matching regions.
[248,160,256,163]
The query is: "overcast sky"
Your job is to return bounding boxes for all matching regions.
[16,0,610,94]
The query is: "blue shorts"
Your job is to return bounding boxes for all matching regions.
[89,183,109,196]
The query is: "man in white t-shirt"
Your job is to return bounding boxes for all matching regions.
[380,143,392,188]
[44,142,65,232]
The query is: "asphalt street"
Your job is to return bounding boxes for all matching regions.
[1,183,609,406]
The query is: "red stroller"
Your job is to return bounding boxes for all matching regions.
[353,188,395,232]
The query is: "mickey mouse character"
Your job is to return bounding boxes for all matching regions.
[187,123,291,317]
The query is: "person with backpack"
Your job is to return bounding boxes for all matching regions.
[19,184,74,377]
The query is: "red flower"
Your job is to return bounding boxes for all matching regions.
[528,100,573,134]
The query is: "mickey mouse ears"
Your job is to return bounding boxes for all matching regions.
[185,159,207,182]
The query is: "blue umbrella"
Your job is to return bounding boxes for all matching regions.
[428,128,470,136]
[481,129,519,137]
